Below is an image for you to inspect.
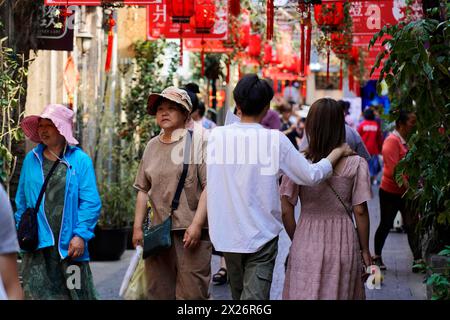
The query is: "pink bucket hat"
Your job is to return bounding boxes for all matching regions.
[20,104,79,145]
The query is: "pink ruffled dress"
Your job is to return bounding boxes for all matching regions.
[281,155,372,300]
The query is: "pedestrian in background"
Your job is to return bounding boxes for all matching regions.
[279,102,299,149]
[205,74,354,300]
[16,104,101,299]
[337,100,371,162]
[358,108,383,184]
[0,184,23,300]
[281,98,372,300]
[373,110,422,271]
[132,87,211,299]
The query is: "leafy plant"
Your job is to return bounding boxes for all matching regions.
[120,39,179,160]
[95,39,179,229]
[369,1,450,254]
[0,29,27,194]
[97,163,138,229]
[414,245,450,300]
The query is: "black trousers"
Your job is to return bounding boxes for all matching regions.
[374,188,422,260]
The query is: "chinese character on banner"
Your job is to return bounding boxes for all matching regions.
[184,39,232,53]
[147,0,228,40]
[45,0,162,5]
[347,0,423,79]
[37,5,74,51]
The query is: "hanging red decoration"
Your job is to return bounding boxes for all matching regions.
[263,43,272,65]
[300,23,305,75]
[167,0,195,24]
[314,2,344,29]
[348,67,354,92]
[297,1,312,76]
[105,13,115,72]
[226,57,231,83]
[331,32,351,59]
[239,23,250,49]
[248,34,261,58]
[326,43,330,83]
[229,0,240,17]
[266,0,274,40]
[305,22,312,66]
[191,0,216,34]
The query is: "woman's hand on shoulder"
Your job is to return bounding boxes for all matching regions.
[338,143,356,157]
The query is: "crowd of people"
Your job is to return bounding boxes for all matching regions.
[0,74,421,300]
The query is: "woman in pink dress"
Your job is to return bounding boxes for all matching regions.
[280,98,373,300]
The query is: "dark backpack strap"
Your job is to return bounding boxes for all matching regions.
[171,130,193,212]
[34,157,61,213]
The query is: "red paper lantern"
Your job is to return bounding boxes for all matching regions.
[248,34,261,57]
[167,0,195,23]
[191,0,216,34]
[314,2,344,28]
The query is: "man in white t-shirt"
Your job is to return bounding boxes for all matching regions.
[0,184,23,300]
[205,74,353,300]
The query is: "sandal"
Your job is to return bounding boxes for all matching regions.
[372,255,387,271]
[212,267,228,285]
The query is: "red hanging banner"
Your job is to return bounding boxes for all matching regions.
[346,0,423,79]
[147,0,228,40]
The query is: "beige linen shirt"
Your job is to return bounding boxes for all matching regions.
[134,129,207,230]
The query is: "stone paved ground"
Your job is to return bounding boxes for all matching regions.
[92,186,427,300]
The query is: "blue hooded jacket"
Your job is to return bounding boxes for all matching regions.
[15,144,101,261]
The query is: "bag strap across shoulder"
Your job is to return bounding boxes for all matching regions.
[34,157,61,214]
[326,180,354,226]
[326,180,364,248]
[170,130,193,213]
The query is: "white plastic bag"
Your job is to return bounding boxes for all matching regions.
[119,246,147,300]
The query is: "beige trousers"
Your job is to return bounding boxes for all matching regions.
[144,230,212,300]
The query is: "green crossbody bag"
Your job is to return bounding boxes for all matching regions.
[142,130,192,259]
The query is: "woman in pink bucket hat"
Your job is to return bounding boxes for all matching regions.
[15,104,101,299]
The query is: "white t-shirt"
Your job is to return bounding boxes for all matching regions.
[206,122,332,253]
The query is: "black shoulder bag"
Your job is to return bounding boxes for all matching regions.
[143,130,193,259]
[18,158,61,252]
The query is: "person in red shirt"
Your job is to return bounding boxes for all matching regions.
[358,108,383,184]
[372,110,423,272]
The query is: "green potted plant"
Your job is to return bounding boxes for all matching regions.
[369,1,450,298]
[89,176,136,261]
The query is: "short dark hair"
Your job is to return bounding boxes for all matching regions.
[304,98,345,163]
[197,101,206,117]
[184,89,199,113]
[364,108,375,120]
[277,102,292,113]
[233,74,274,116]
[395,110,414,128]
[185,82,200,93]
